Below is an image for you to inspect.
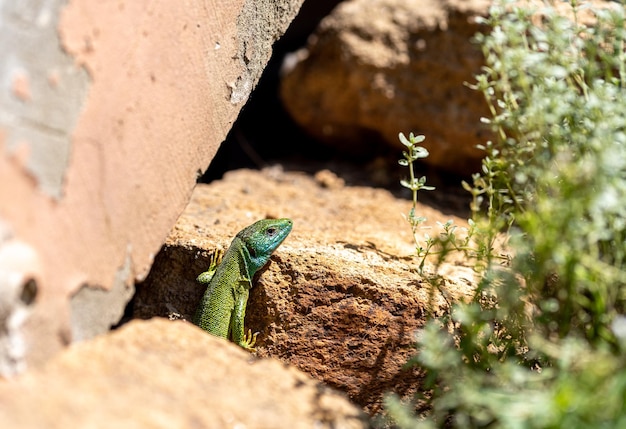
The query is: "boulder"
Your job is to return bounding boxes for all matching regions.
[0,0,304,374]
[132,167,476,412]
[0,318,368,429]
[280,0,492,174]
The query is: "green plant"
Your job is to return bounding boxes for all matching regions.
[398,132,435,252]
[471,0,626,344]
[398,133,485,274]
[387,1,626,427]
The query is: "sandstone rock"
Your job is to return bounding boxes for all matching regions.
[280,0,492,174]
[0,318,368,429]
[0,0,304,373]
[0,240,39,377]
[133,167,477,413]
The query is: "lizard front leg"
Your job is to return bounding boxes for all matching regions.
[230,282,258,352]
[196,249,224,285]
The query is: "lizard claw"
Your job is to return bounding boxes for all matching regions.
[240,329,259,352]
[211,249,224,267]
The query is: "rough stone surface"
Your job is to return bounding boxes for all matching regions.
[0,318,368,429]
[0,239,39,377]
[280,0,492,174]
[133,168,476,414]
[0,0,304,374]
[0,0,89,200]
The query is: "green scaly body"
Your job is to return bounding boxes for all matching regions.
[192,218,292,351]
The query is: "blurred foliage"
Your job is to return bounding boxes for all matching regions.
[386,1,626,427]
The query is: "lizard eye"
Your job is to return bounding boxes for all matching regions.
[267,227,276,236]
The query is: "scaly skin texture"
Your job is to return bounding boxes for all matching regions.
[192,218,293,351]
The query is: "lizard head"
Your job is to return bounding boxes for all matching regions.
[237,218,293,270]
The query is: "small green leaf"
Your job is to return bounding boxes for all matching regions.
[398,132,411,147]
[414,147,430,159]
[412,134,426,144]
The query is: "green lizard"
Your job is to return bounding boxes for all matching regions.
[192,218,293,351]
